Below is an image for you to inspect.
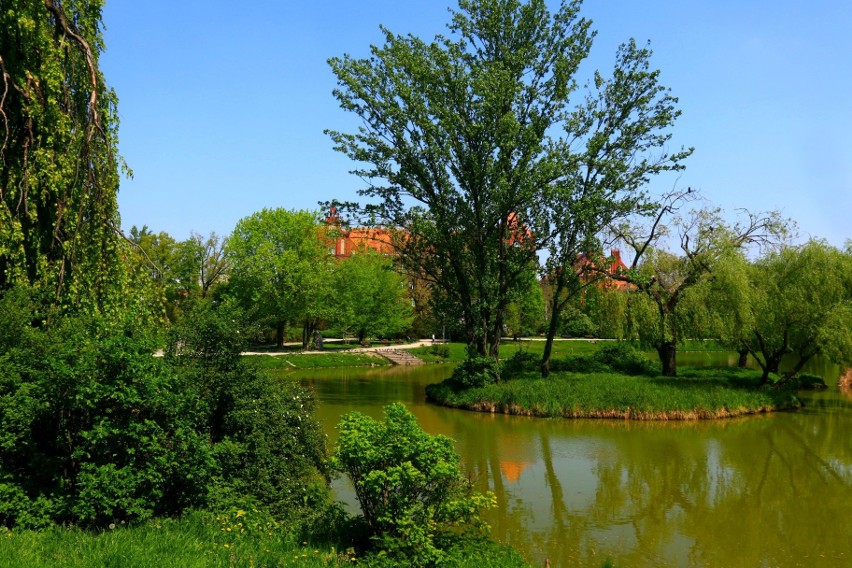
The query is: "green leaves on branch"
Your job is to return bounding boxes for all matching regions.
[331,403,494,565]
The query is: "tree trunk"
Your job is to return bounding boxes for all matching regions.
[541,277,565,379]
[737,348,749,368]
[275,320,285,348]
[657,341,677,376]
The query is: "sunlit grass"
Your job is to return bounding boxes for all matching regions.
[245,353,389,370]
[0,512,530,567]
[426,367,801,420]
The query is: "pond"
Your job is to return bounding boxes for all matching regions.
[289,355,851,567]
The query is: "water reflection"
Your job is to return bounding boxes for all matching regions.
[282,360,852,567]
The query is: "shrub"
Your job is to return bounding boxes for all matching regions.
[592,342,657,375]
[502,349,539,374]
[0,295,213,528]
[429,343,450,359]
[331,403,494,565]
[450,356,501,388]
[165,302,330,532]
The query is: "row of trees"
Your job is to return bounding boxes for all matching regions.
[129,208,415,348]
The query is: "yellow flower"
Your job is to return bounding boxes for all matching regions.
[223,543,230,549]
[236,509,246,518]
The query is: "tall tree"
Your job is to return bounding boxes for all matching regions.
[739,241,852,386]
[226,209,334,348]
[612,191,786,376]
[539,38,691,377]
[0,0,127,312]
[331,251,414,342]
[327,0,596,359]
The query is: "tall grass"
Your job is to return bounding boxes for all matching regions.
[427,367,800,420]
[0,511,529,567]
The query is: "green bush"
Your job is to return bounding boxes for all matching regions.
[331,403,494,566]
[429,343,451,359]
[450,356,501,388]
[0,293,213,528]
[502,349,539,374]
[592,342,656,375]
[165,302,330,532]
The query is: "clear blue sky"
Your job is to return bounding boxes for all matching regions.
[101,0,851,248]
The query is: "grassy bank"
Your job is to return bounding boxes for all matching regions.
[426,367,801,420]
[406,339,605,363]
[245,352,389,370]
[0,511,529,568]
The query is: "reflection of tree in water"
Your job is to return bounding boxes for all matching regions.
[445,398,851,568]
[310,368,851,567]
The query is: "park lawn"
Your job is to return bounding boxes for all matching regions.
[426,367,801,420]
[406,339,606,363]
[0,512,529,568]
[245,352,389,370]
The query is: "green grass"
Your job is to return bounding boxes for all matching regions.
[426,366,801,420]
[0,512,529,568]
[245,353,390,370]
[406,339,606,363]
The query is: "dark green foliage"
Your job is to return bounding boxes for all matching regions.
[429,343,451,359]
[450,356,501,389]
[331,403,494,566]
[502,349,540,374]
[0,290,213,528]
[789,373,828,390]
[591,342,657,376]
[165,302,330,529]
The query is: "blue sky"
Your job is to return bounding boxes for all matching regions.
[101,0,851,248]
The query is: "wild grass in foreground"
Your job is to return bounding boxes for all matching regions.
[0,511,529,568]
[426,367,801,420]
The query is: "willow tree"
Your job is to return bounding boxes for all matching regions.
[0,0,125,312]
[327,0,595,359]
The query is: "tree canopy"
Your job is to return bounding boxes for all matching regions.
[327,0,691,362]
[0,0,127,313]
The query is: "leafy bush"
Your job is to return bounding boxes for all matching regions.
[789,373,827,390]
[0,293,213,528]
[331,403,494,565]
[165,302,330,532]
[429,343,450,359]
[450,356,501,388]
[592,342,657,375]
[502,349,539,374]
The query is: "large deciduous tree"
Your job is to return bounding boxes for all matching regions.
[332,250,414,342]
[539,38,691,377]
[740,241,852,386]
[0,0,127,312]
[327,0,596,359]
[613,191,786,376]
[226,209,333,348]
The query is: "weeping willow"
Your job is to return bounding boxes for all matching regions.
[0,0,129,314]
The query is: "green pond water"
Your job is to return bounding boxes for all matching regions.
[287,354,851,567]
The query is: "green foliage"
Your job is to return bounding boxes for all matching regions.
[226,208,333,347]
[591,342,657,376]
[331,403,495,565]
[450,356,501,389]
[0,291,213,528]
[331,251,413,342]
[0,0,128,314]
[165,302,330,530]
[429,343,451,359]
[328,0,600,358]
[502,349,540,374]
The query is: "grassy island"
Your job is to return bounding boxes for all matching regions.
[426,367,801,421]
